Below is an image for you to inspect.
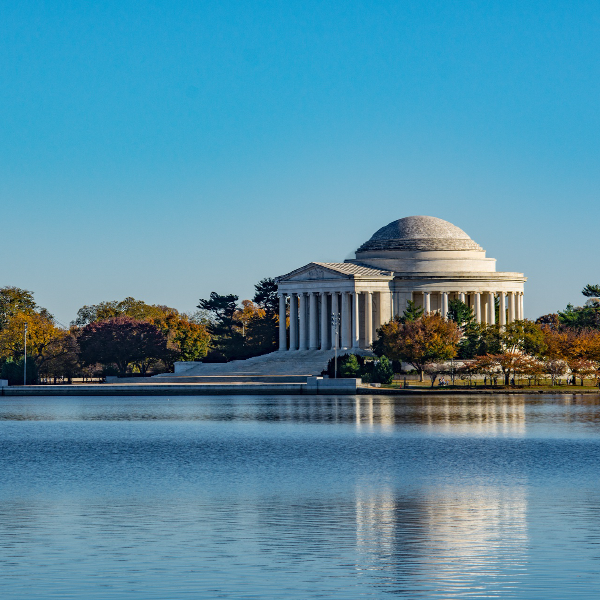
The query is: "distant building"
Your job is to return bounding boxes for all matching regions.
[276,216,526,352]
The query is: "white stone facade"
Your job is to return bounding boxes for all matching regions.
[276,216,527,351]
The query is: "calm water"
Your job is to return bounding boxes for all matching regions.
[1,394,600,599]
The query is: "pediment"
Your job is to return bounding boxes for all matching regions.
[280,264,348,282]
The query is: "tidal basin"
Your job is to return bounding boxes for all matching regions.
[1,395,600,599]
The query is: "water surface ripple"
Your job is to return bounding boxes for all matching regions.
[0,394,599,599]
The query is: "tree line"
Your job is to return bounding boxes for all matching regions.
[370,285,600,386]
[0,278,280,384]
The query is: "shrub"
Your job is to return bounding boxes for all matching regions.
[372,356,394,384]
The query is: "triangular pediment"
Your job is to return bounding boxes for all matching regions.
[279,263,349,282]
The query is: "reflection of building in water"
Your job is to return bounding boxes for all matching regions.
[253,396,526,434]
[352,396,526,435]
[423,397,526,436]
[354,397,396,429]
[354,485,528,590]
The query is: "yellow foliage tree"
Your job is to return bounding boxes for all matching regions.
[0,311,63,366]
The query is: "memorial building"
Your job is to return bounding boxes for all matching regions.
[276,216,526,352]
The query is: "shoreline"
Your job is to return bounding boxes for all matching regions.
[1,383,599,397]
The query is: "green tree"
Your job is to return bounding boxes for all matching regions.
[372,356,394,384]
[1,357,38,385]
[197,292,244,359]
[582,284,600,298]
[401,300,424,322]
[244,278,279,356]
[447,299,474,326]
[340,354,361,377]
[447,299,481,359]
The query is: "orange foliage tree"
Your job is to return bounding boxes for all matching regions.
[377,313,460,381]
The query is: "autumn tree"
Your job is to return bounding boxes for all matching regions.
[375,313,461,381]
[0,311,63,369]
[73,297,177,326]
[78,317,171,376]
[0,286,40,329]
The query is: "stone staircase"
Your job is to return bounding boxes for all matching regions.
[153,349,374,378]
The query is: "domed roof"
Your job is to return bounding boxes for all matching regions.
[357,216,482,252]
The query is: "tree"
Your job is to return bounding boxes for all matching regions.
[253,278,279,318]
[471,354,501,385]
[340,354,361,377]
[543,358,568,385]
[447,299,474,326]
[447,300,480,359]
[558,303,600,330]
[582,284,600,298]
[401,300,424,323]
[197,292,244,359]
[0,286,39,330]
[536,314,560,329]
[502,320,546,356]
[73,297,176,327]
[38,332,80,383]
[372,356,394,384]
[78,317,170,376]
[0,311,63,368]
[1,357,38,385]
[151,312,210,365]
[493,351,531,386]
[376,313,461,381]
[566,358,597,386]
[246,277,280,356]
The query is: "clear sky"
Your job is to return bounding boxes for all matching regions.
[1,1,599,325]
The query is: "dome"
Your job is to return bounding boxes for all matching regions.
[357,216,482,252]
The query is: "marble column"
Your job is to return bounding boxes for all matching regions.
[498,291,506,327]
[441,292,449,319]
[424,292,431,313]
[320,292,329,350]
[289,293,298,350]
[365,292,373,347]
[508,292,515,324]
[331,292,339,350]
[474,292,481,324]
[298,293,308,350]
[520,293,524,321]
[352,292,360,349]
[309,293,318,349]
[278,294,287,351]
[341,292,351,349]
[459,292,466,303]
[487,292,496,326]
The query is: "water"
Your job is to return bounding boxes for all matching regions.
[1,394,600,599]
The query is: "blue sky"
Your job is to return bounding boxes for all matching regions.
[1,1,599,325]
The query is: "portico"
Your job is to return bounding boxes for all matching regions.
[276,216,527,351]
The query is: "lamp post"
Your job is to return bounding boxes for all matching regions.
[331,313,340,378]
[24,323,27,386]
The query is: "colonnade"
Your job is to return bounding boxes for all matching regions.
[279,290,380,352]
[415,290,524,326]
[278,289,525,352]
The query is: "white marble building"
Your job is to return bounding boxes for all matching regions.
[276,216,526,352]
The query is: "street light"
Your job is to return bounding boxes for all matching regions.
[331,313,340,378]
[24,323,27,386]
